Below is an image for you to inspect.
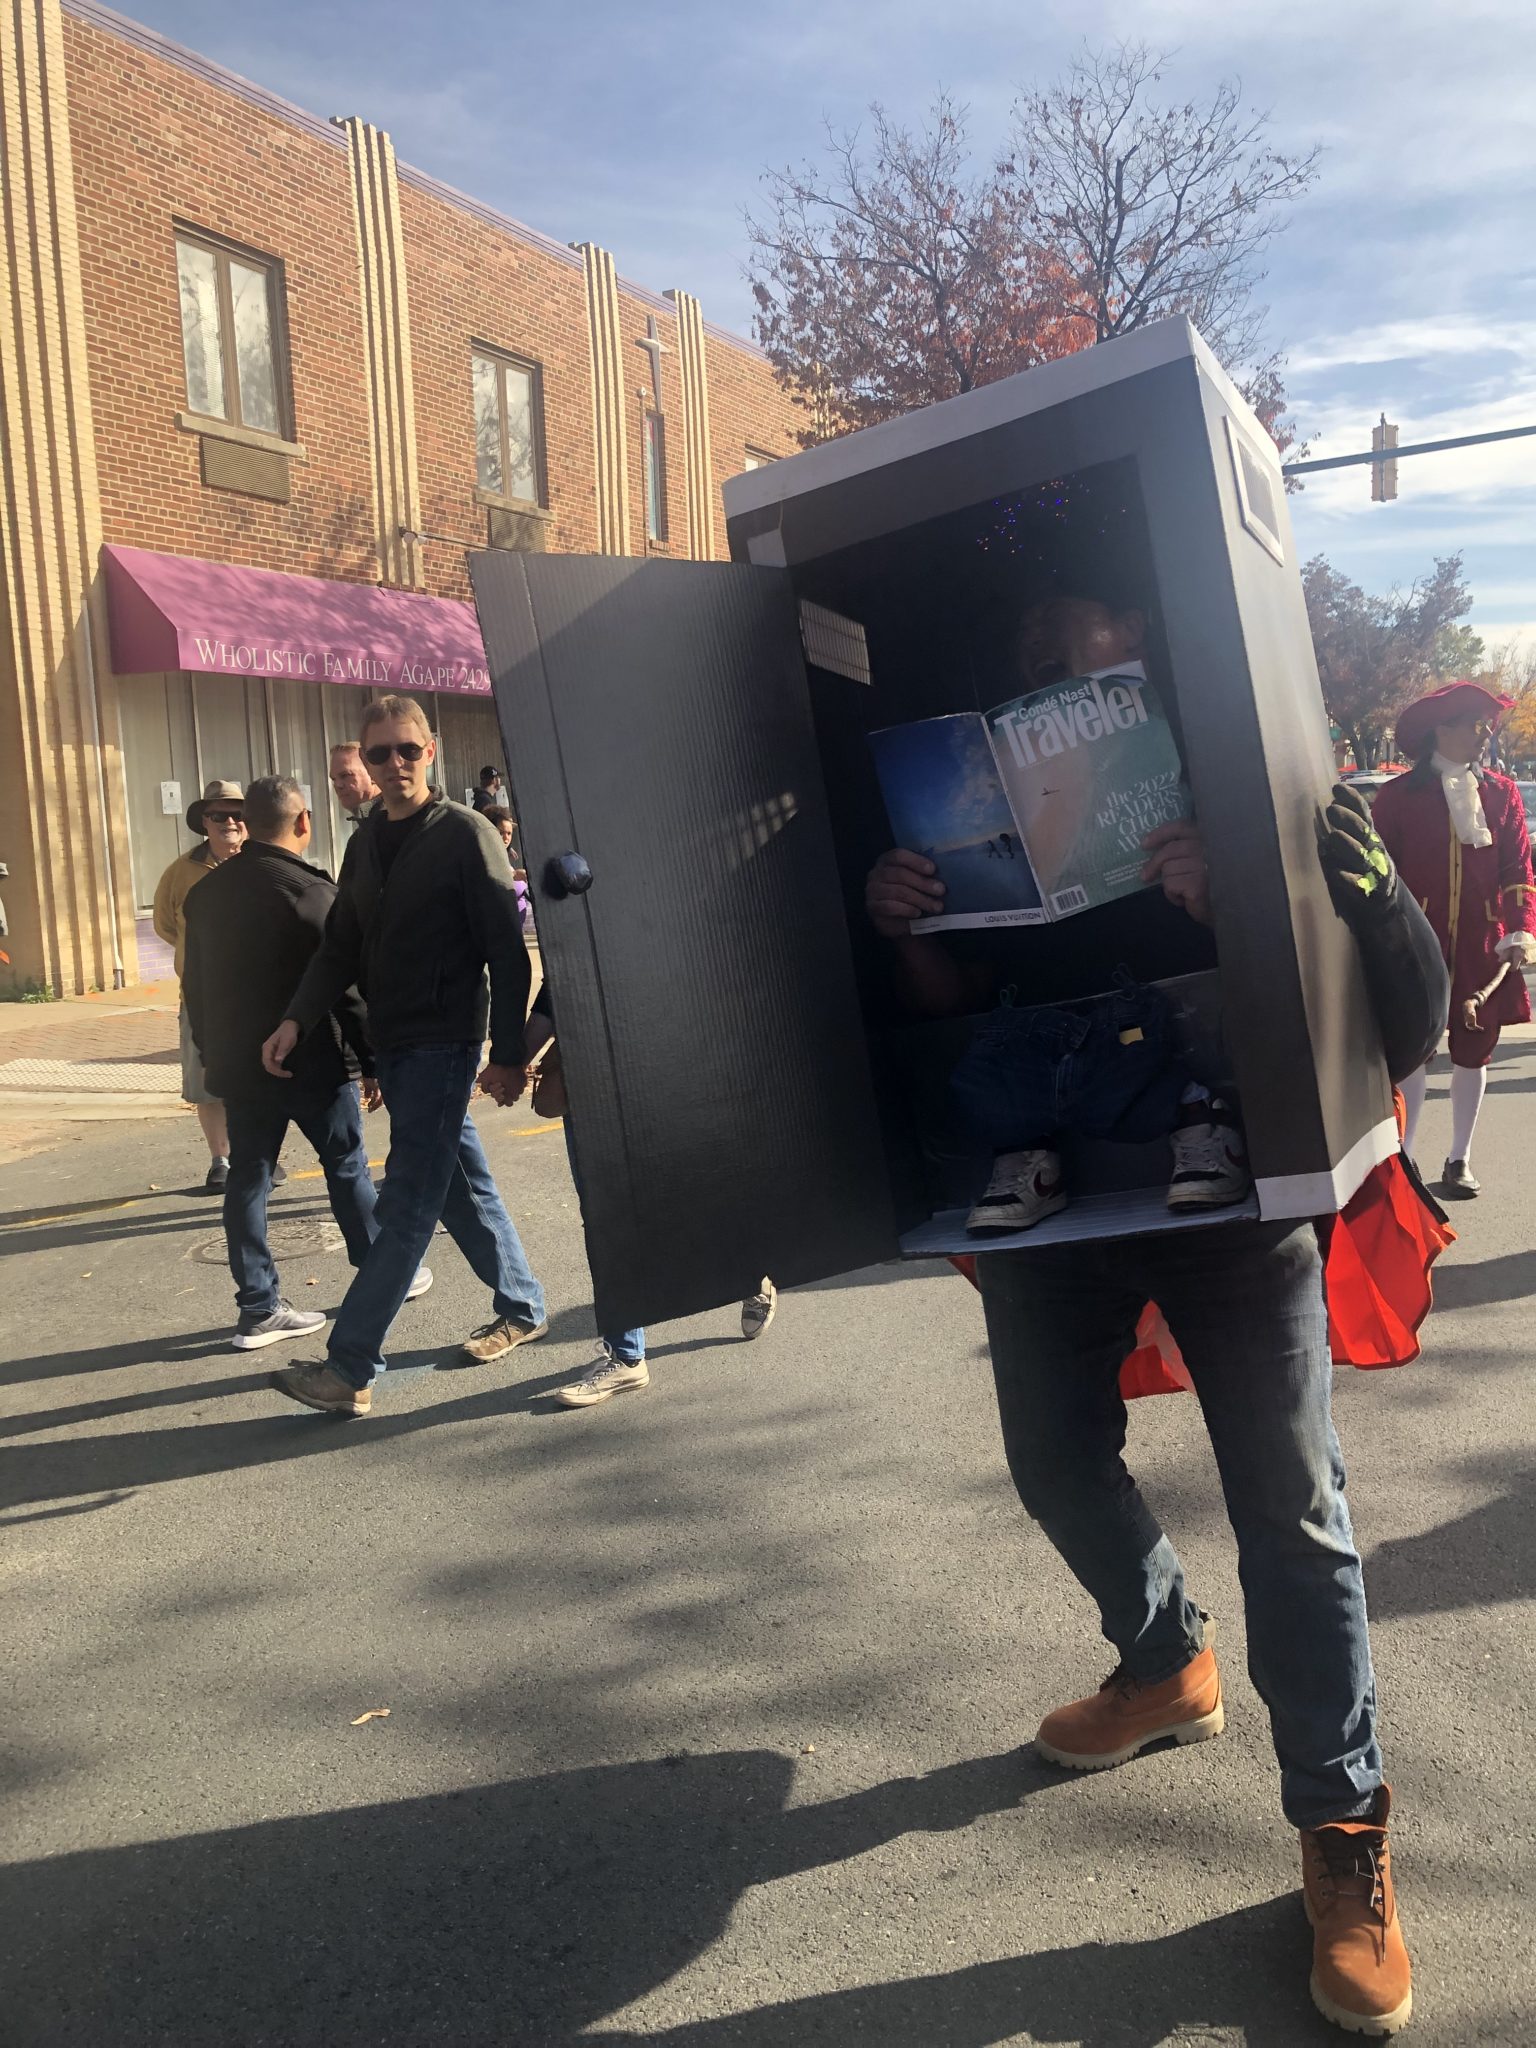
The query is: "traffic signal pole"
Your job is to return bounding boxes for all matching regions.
[1283,420,1536,478]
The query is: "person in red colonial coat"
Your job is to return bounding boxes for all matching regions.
[1370,680,1536,1196]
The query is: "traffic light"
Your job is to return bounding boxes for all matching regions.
[1370,414,1399,502]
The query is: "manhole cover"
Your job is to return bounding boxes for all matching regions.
[190,1217,346,1264]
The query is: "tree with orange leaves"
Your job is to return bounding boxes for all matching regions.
[746,45,1318,461]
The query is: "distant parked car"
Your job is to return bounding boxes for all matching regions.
[1517,780,1535,829]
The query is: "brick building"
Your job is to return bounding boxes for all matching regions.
[0,0,801,992]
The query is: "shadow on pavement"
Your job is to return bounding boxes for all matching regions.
[0,1326,233,1393]
[0,1349,624,1511]
[1366,1458,1535,1618]
[0,1746,1355,2047]
[799,1257,961,1292]
[1430,1247,1536,1310]
[0,1488,135,1528]
[0,1189,325,1260]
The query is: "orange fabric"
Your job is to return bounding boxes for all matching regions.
[946,1153,1454,1397]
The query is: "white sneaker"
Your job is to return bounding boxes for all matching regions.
[965,1148,1067,1233]
[405,1266,433,1300]
[741,1278,777,1340]
[556,1351,650,1408]
[1167,1096,1251,1210]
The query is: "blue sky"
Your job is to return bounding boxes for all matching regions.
[120,0,1536,651]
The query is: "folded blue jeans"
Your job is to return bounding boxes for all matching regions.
[949,976,1187,1157]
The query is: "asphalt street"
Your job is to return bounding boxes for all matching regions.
[1,1038,1532,2045]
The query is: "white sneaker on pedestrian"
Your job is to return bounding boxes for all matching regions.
[405,1266,433,1300]
[741,1278,777,1340]
[555,1350,650,1408]
[1167,1095,1251,1210]
[966,1148,1067,1233]
[233,1299,327,1351]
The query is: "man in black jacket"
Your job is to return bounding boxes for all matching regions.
[260,695,547,1416]
[183,777,427,1351]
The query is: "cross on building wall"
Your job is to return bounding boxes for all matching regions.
[635,315,667,406]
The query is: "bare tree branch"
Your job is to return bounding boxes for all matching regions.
[744,47,1317,458]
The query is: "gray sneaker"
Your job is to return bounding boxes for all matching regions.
[405,1265,433,1300]
[1167,1096,1251,1211]
[233,1299,328,1351]
[555,1351,650,1407]
[741,1279,778,1340]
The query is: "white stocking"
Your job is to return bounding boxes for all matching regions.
[1448,1062,1488,1167]
[1398,1064,1428,1160]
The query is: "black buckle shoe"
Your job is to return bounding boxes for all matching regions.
[1439,1157,1480,1198]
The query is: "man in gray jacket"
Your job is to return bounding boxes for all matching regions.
[261,694,546,1416]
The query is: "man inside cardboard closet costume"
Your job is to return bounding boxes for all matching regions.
[866,595,1451,2038]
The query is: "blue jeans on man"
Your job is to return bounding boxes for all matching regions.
[978,1218,1381,1829]
[325,1043,546,1389]
[225,1086,377,1316]
[560,1123,644,1364]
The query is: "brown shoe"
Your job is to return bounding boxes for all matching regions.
[461,1316,550,1364]
[1302,1787,1413,2035]
[270,1361,371,1417]
[1035,1640,1224,1770]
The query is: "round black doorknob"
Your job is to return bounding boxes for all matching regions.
[545,851,593,897]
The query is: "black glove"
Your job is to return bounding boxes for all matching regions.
[1316,782,1397,927]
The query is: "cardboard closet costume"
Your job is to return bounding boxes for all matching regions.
[473,319,1456,2037]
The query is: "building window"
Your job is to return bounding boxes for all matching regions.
[472,347,544,505]
[644,412,668,544]
[175,229,287,437]
[744,447,779,471]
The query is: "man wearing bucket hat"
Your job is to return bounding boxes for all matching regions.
[153,779,249,1193]
[1371,680,1536,1196]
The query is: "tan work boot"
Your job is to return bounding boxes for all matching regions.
[1035,1640,1223,1770]
[1301,1787,1413,2035]
[269,1361,371,1417]
[461,1316,550,1364]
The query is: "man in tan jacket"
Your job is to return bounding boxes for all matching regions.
[152,778,246,1193]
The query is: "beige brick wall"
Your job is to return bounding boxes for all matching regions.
[61,7,799,592]
[401,179,601,597]
[64,12,377,583]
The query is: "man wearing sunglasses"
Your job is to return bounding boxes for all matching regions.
[182,776,430,1351]
[260,695,547,1415]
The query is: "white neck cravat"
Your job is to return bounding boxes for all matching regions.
[1431,752,1492,848]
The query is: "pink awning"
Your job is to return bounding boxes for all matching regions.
[101,544,491,696]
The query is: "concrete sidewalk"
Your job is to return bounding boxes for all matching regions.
[0,982,184,1163]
